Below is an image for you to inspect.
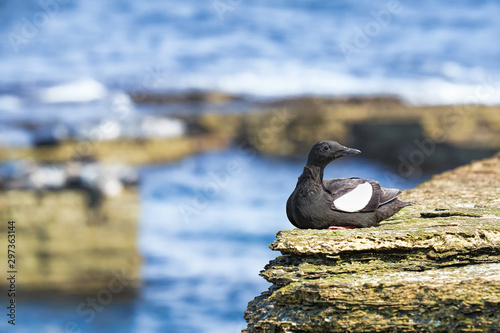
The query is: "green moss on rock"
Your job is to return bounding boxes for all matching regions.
[0,189,140,294]
[244,154,500,332]
[0,134,229,164]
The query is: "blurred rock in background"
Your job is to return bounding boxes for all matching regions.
[0,188,140,294]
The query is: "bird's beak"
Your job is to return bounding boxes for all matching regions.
[336,146,361,157]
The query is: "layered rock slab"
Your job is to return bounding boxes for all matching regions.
[244,153,500,332]
[0,189,140,293]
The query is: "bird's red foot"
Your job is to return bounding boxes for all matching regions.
[328,225,357,229]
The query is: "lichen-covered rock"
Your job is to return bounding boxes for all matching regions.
[244,154,500,332]
[240,98,500,172]
[0,189,140,293]
[248,264,500,333]
[0,134,228,164]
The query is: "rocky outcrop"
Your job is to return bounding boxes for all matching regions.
[243,153,500,332]
[0,134,229,164]
[0,189,140,293]
[239,97,500,173]
[130,90,244,104]
[3,96,498,173]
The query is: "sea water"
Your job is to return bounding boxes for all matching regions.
[0,0,500,108]
[4,150,428,333]
[1,0,499,145]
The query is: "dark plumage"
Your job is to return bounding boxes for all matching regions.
[286,140,413,229]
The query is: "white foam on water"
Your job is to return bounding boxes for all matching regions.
[38,79,108,103]
[0,95,22,112]
[1,1,500,106]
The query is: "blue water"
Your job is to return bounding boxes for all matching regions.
[2,150,428,333]
[1,0,500,109]
[2,0,500,145]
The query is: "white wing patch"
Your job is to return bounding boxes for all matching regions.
[333,182,373,212]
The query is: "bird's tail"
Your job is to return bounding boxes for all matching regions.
[375,199,413,222]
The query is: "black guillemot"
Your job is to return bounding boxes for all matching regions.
[286,140,413,229]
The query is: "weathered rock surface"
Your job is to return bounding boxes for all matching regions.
[0,134,228,164]
[0,189,140,293]
[130,90,244,104]
[3,96,498,173]
[239,97,500,173]
[244,153,500,332]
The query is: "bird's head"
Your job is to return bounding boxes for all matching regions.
[306,140,361,167]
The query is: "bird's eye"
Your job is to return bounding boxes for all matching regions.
[322,145,330,151]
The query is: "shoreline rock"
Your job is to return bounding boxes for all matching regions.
[1,95,498,174]
[238,97,500,173]
[243,153,500,332]
[0,188,140,294]
[0,134,229,165]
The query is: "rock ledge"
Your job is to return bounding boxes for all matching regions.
[244,153,500,332]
